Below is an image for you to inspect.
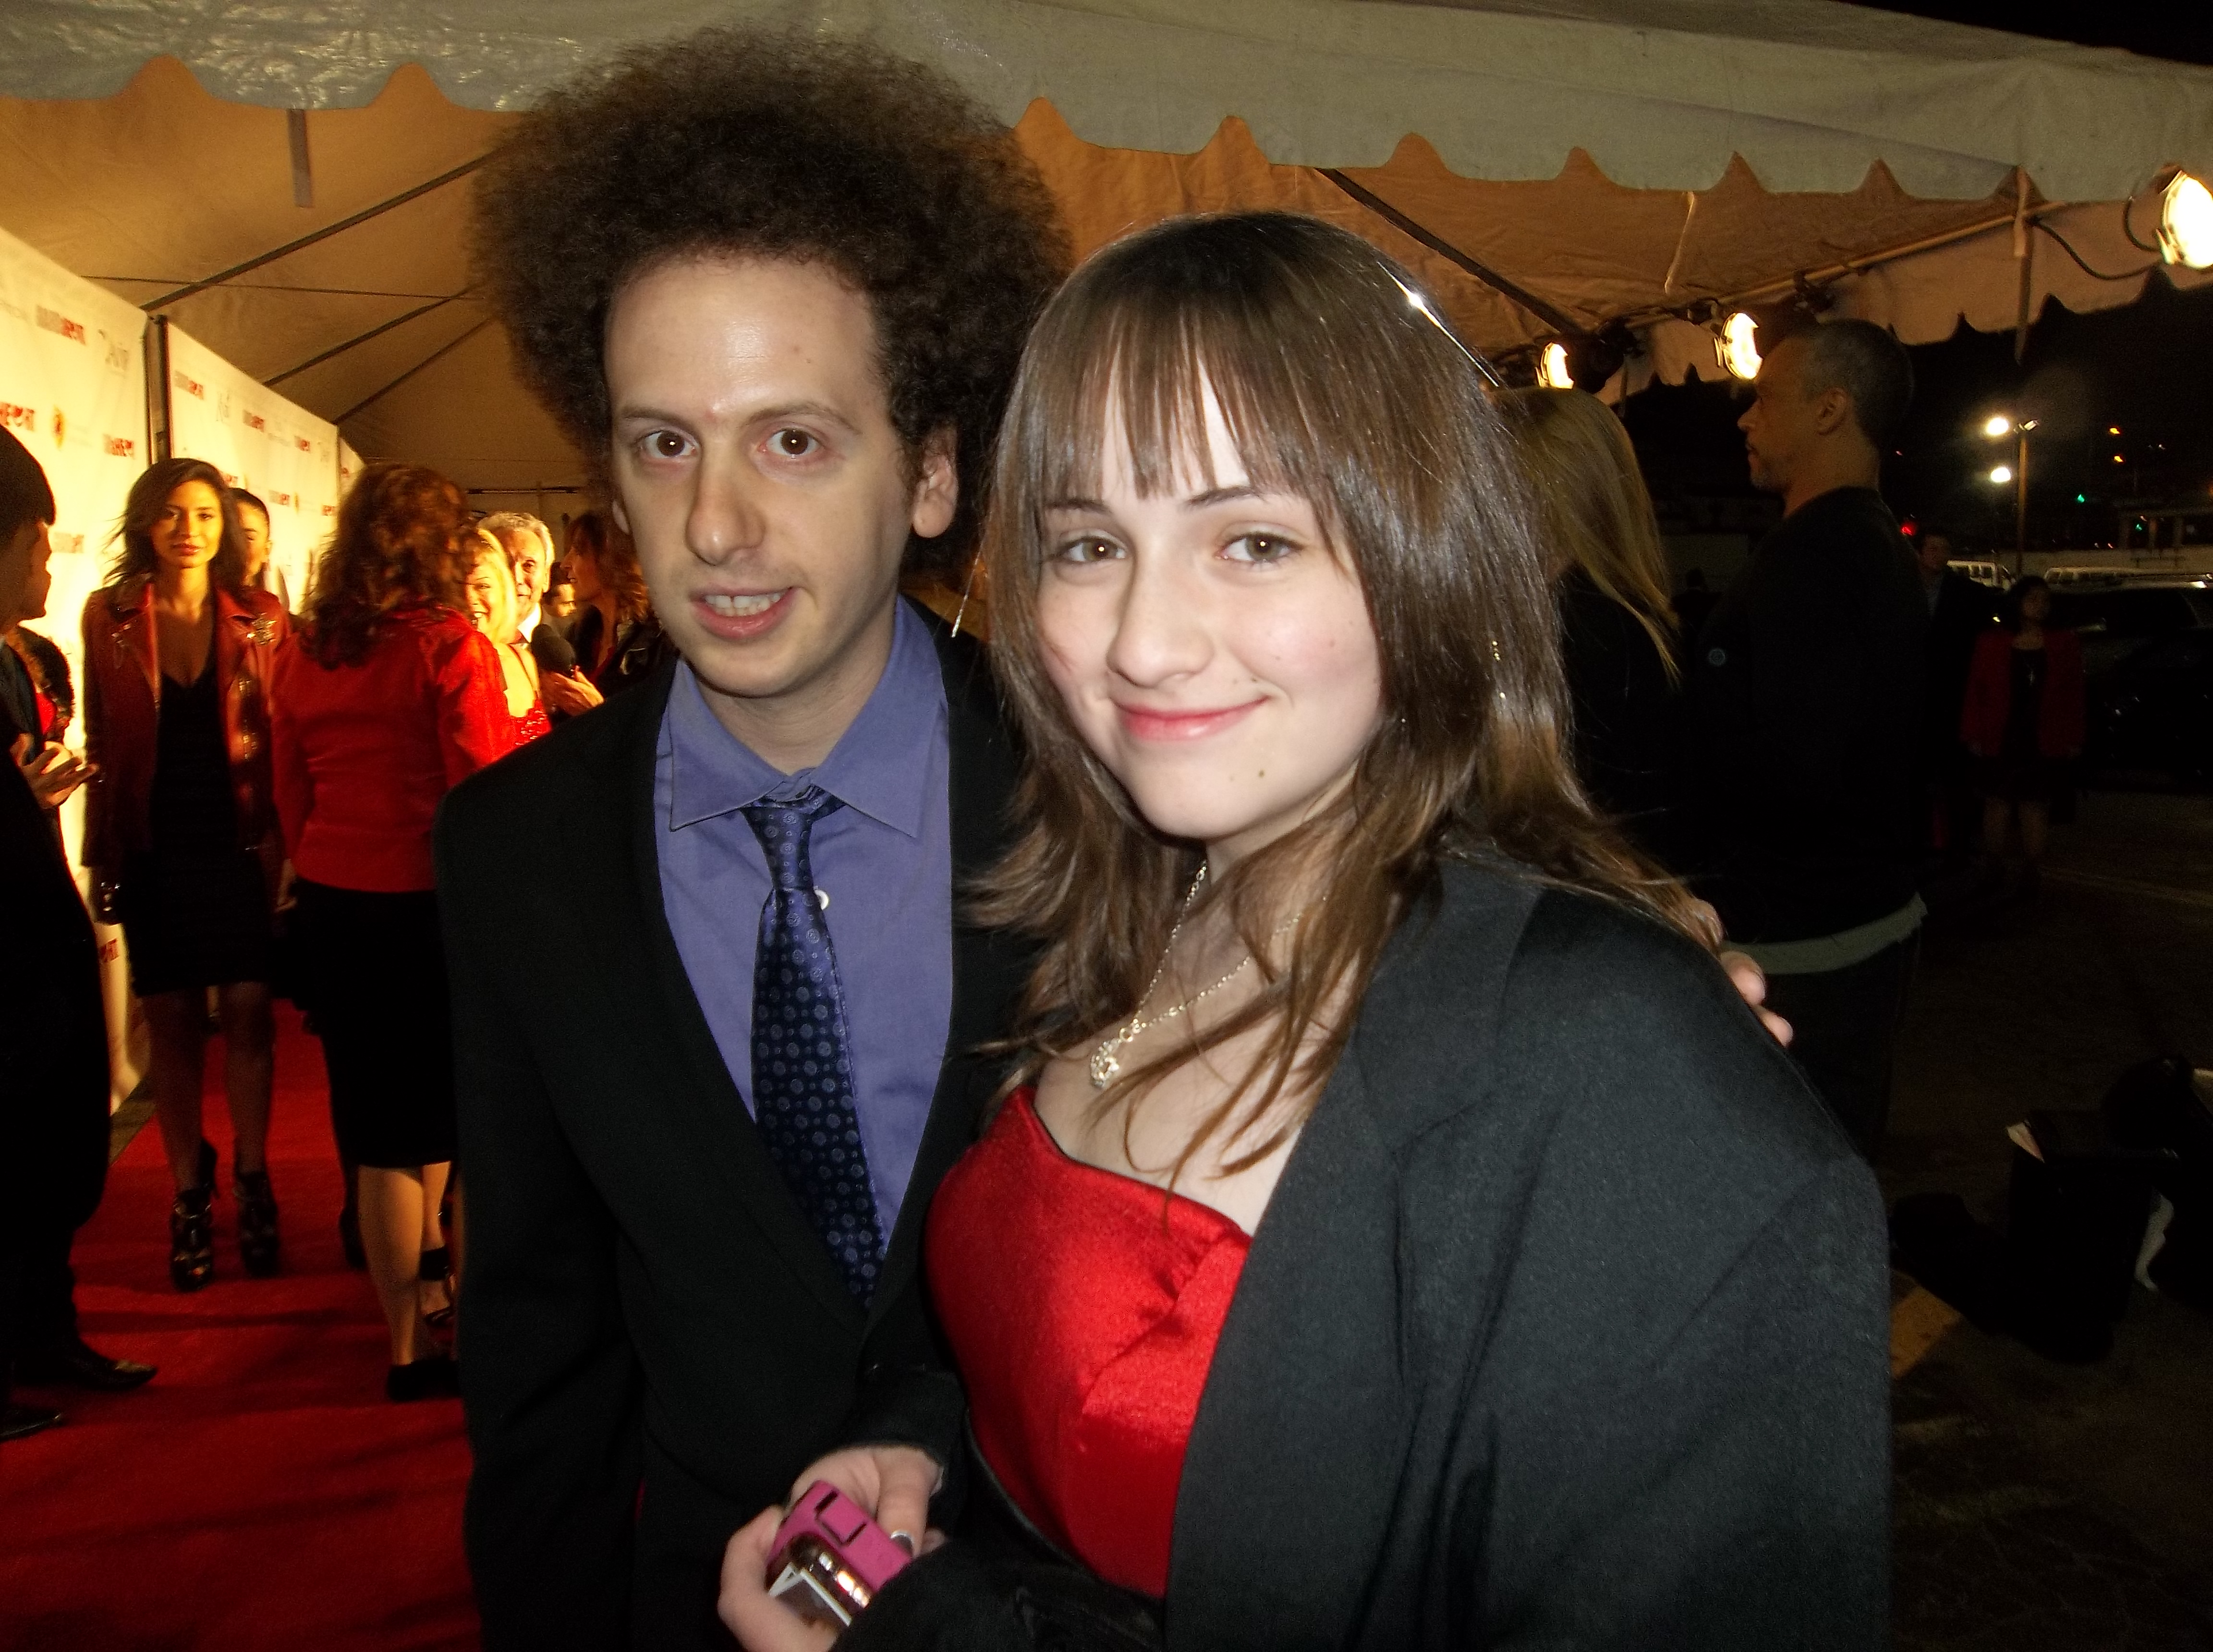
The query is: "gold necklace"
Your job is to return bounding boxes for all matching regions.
[1088,866,1306,1091]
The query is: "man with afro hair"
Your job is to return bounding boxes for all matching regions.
[438,28,1067,1649]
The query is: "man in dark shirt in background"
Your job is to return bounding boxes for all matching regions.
[1690,319,1928,1159]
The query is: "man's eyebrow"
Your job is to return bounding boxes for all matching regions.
[1042,495,1108,513]
[613,399,864,435]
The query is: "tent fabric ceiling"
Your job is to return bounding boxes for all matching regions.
[7,0,2211,201]
[1,3,2206,493]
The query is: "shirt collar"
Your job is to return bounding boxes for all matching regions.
[664,599,945,839]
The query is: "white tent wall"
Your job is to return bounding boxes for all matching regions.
[161,320,342,603]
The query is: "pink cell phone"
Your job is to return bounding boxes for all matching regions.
[766,1480,915,1630]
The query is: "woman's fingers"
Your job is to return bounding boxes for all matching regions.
[718,1506,839,1652]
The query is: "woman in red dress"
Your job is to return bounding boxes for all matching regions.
[721,215,1888,1651]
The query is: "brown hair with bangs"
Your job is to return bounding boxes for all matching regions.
[975,212,1712,1173]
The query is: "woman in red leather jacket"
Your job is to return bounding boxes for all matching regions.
[1960,575,2085,899]
[81,458,290,1292]
[270,462,514,1401]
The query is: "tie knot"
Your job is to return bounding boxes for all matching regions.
[742,786,844,892]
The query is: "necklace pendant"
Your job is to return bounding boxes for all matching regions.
[1089,1039,1123,1090]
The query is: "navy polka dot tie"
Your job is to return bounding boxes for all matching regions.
[742,787,883,1302]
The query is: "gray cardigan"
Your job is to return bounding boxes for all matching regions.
[1160,862,1889,1649]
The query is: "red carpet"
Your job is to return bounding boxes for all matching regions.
[0,1007,479,1652]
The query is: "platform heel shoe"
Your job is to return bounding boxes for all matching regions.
[169,1184,216,1292]
[235,1170,281,1277]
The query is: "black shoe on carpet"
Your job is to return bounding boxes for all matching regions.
[16,1336,157,1392]
[236,1168,282,1277]
[1,1402,65,1442]
[385,1357,461,1403]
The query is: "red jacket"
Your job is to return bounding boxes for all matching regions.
[1960,627,2086,759]
[79,579,290,874]
[269,604,516,892]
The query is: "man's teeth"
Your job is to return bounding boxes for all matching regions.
[702,592,781,619]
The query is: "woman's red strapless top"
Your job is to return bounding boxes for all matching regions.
[513,701,551,745]
[924,1087,1250,1599]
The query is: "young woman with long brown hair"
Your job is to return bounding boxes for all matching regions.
[81,458,288,1295]
[722,214,1887,1651]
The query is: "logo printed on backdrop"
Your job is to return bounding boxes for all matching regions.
[243,410,268,433]
[0,403,32,432]
[174,370,206,401]
[216,390,231,421]
[104,435,135,458]
[36,305,86,343]
[295,436,311,452]
[51,407,65,446]
[102,335,131,373]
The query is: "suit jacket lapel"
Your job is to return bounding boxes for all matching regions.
[869,604,1029,1329]
[1164,1055,1409,1650]
[605,662,869,1328]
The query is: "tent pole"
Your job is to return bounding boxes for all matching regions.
[141,155,490,312]
[1314,168,1581,335]
[333,317,494,427]
[267,294,471,387]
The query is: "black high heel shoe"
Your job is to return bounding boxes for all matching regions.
[385,1355,461,1403]
[170,1185,215,1292]
[236,1169,281,1277]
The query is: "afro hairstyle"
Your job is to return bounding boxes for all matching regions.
[471,27,1071,577]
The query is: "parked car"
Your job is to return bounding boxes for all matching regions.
[1946,558,2010,589]
[2055,577,2213,784]
[2048,576,2213,678]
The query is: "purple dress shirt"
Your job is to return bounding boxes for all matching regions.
[653,602,953,1241]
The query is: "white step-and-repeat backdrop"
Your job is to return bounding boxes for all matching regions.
[0,226,154,1101]
[162,319,341,608]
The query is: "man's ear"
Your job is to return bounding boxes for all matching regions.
[1810,387,1855,439]
[609,490,632,537]
[910,428,959,541]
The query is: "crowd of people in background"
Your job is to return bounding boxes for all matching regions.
[0,22,2096,1647]
[1,431,681,1435]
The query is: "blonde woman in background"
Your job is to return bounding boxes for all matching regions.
[463,526,551,746]
[1501,387,1683,863]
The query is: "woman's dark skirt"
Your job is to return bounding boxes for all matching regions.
[292,880,456,1170]
[120,847,273,996]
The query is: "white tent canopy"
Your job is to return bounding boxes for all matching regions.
[3,0,2208,495]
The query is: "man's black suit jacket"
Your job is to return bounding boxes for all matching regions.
[437,606,1027,1650]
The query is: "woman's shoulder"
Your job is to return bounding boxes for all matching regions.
[1363,866,1851,1171]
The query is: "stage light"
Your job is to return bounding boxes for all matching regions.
[1539,341,1573,390]
[1989,465,2013,485]
[1720,312,1762,379]
[1982,414,2012,438]
[2108,425,2122,436]
[2114,454,2126,464]
[2159,171,2213,269]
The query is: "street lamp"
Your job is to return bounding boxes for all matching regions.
[1979,413,2037,563]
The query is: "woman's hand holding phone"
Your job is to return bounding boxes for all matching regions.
[717,1444,946,1650]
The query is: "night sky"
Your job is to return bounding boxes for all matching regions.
[1624,1,2213,557]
